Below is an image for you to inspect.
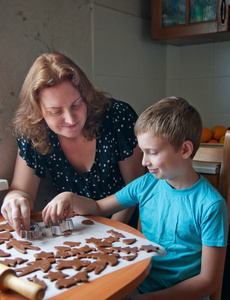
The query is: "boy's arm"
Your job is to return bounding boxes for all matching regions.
[73,193,127,217]
[134,245,226,300]
[42,192,127,225]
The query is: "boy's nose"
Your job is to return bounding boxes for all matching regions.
[142,155,148,167]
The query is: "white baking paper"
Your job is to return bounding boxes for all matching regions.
[0,216,166,299]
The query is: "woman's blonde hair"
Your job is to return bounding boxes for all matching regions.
[134,96,202,158]
[12,52,110,154]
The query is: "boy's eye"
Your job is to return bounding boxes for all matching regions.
[149,151,157,155]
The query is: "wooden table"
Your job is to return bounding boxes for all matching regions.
[0,213,151,300]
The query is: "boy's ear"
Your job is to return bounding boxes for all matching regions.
[181,140,193,158]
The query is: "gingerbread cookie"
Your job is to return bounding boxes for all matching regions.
[6,238,40,254]
[16,259,53,276]
[55,258,91,271]
[122,238,136,245]
[86,253,120,267]
[85,259,107,274]
[103,236,120,243]
[0,257,28,267]
[85,237,112,247]
[27,275,47,290]
[55,277,76,289]
[54,270,89,288]
[68,245,95,256]
[121,254,137,261]
[71,270,88,283]
[0,231,12,240]
[0,222,14,232]
[63,230,73,236]
[140,244,159,253]
[43,270,69,282]
[34,251,54,260]
[63,241,81,247]
[106,229,125,238]
[0,249,11,257]
[97,246,114,254]
[54,246,71,259]
[81,219,94,225]
[112,246,139,254]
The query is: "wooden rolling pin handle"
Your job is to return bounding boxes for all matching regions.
[0,265,45,300]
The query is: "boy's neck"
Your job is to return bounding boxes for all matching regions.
[166,167,200,190]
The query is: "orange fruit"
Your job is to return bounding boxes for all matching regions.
[208,139,218,143]
[211,125,227,141]
[219,135,225,144]
[201,127,212,143]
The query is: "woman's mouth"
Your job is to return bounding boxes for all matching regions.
[64,122,79,129]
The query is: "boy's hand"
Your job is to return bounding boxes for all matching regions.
[42,191,74,225]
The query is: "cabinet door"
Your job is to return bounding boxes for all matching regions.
[151,0,230,41]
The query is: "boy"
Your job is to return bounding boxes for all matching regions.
[43,96,228,300]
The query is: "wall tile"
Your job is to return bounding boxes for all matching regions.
[167,45,180,79]
[213,41,230,77]
[94,74,122,99]
[93,3,167,116]
[179,78,213,114]
[213,77,230,114]
[0,0,92,200]
[94,28,122,75]
[166,79,180,96]
[212,114,230,128]
[179,44,214,78]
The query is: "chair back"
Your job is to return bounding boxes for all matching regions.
[194,130,230,300]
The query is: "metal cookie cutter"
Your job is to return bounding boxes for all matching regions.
[20,221,41,240]
[41,221,55,237]
[42,219,74,237]
[58,219,74,232]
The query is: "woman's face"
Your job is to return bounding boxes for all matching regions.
[40,80,87,140]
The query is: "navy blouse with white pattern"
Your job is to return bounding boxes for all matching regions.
[18,99,138,200]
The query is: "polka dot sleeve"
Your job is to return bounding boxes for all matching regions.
[103,99,138,163]
[17,138,46,177]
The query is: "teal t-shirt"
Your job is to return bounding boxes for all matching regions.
[116,173,228,298]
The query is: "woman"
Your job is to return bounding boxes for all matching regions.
[1,52,145,235]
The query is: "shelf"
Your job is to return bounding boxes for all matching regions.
[193,161,221,174]
[0,179,8,191]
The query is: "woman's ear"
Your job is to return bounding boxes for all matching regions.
[181,140,193,159]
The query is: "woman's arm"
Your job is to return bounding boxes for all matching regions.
[1,149,40,235]
[125,245,226,300]
[112,145,145,224]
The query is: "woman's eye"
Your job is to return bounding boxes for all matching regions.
[49,110,61,116]
[72,104,80,109]
[72,100,82,109]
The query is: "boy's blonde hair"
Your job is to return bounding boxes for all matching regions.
[134,96,202,158]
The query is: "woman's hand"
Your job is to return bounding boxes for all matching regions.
[1,191,32,236]
[42,191,74,225]
[1,150,40,236]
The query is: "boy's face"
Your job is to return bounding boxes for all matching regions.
[137,132,185,181]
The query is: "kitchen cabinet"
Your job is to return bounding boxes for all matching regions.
[151,0,230,45]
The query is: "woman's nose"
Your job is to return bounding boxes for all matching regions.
[64,110,76,124]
